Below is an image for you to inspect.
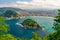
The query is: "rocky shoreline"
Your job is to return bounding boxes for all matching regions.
[16,22,45,30]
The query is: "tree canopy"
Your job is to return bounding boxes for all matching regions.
[3,10,18,17]
[23,19,40,27]
[31,32,42,40]
[0,16,9,32]
[54,10,60,32]
[45,9,60,40]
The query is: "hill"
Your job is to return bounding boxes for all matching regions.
[0,7,57,17]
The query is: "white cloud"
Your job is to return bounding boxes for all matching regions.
[31,0,60,6]
[15,0,60,9]
[0,0,60,9]
[16,1,29,4]
[0,4,17,7]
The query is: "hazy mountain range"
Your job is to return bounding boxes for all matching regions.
[0,7,57,17]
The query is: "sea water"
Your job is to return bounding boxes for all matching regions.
[5,16,55,38]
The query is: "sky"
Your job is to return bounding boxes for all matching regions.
[0,0,31,4]
[0,0,60,9]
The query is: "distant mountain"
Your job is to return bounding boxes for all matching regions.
[18,8,57,17]
[0,7,57,17]
[0,7,24,14]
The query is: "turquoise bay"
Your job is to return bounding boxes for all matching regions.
[5,16,55,38]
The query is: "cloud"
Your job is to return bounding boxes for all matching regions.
[0,4,17,7]
[0,0,60,9]
[15,0,60,9]
[16,1,29,4]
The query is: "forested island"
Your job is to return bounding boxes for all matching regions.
[21,19,44,30]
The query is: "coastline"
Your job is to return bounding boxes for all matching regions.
[20,16,54,19]
[28,16,54,18]
[5,16,54,20]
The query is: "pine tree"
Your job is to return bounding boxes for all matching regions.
[54,10,60,32]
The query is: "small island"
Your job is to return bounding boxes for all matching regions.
[20,19,44,29]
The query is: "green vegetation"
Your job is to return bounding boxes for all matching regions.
[31,32,42,40]
[44,10,60,40]
[0,16,9,35]
[3,10,18,18]
[22,19,40,29]
[0,34,17,40]
[54,10,60,32]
